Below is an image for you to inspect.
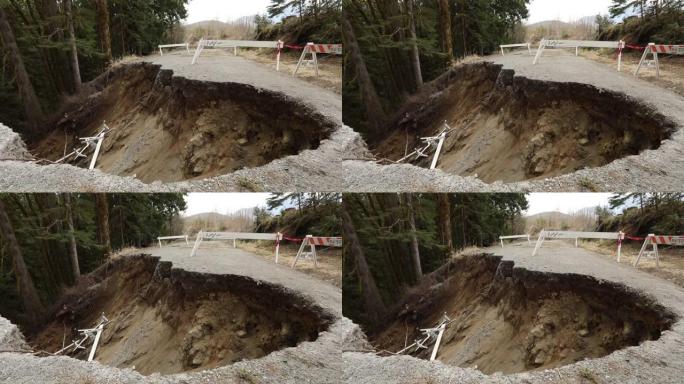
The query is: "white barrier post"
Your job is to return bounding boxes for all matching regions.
[527,43,532,55]
[190,230,203,257]
[275,232,281,263]
[533,39,546,65]
[527,234,531,245]
[430,132,446,170]
[500,238,504,248]
[276,41,283,72]
[158,238,162,248]
[617,231,624,262]
[617,41,624,72]
[292,235,310,268]
[185,235,189,245]
[532,230,545,256]
[88,131,105,170]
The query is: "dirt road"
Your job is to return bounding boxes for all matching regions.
[0,245,350,383]
[343,240,684,384]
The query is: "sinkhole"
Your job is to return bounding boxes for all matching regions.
[372,63,677,183]
[31,63,335,183]
[369,254,676,374]
[28,255,333,375]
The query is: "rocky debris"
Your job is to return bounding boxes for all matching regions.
[0,124,31,161]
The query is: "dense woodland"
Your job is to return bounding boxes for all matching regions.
[599,0,683,43]
[342,0,529,139]
[598,193,684,236]
[342,193,527,330]
[0,0,188,135]
[257,0,341,43]
[0,193,185,328]
[256,193,342,237]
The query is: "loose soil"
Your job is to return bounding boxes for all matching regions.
[31,62,335,183]
[28,255,333,375]
[369,254,676,375]
[373,62,677,183]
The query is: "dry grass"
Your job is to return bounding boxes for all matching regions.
[239,49,342,94]
[582,241,684,288]
[582,50,684,97]
[239,241,342,287]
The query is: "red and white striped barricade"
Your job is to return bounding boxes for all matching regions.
[291,235,343,269]
[499,234,531,247]
[158,43,190,56]
[634,234,684,268]
[534,39,626,71]
[190,230,283,261]
[532,230,625,259]
[293,42,343,78]
[191,38,285,71]
[635,43,684,78]
[157,235,189,248]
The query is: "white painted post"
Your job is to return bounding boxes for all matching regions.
[617,231,624,262]
[89,132,105,170]
[532,230,545,256]
[500,238,504,248]
[654,49,660,78]
[634,236,651,267]
[275,233,281,263]
[527,43,532,55]
[430,323,446,361]
[533,39,546,65]
[430,133,446,170]
[653,240,659,267]
[575,238,578,247]
[159,46,163,56]
[186,43,190,54]
[191,38,205,65]
[190,230,203,257]
[293,43,311,77]
[276,41,283,72]
[87,326,103,362]
[311,240,318,267]
[233,239,236,248]
[313,47,319,77]
[617,41,624,72]
[527,235,531,245]
[291,236,310,268]
[501,46,505,56]
[185,235,189,245]
[158,239,162,248]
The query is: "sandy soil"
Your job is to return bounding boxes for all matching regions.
[239,242,343,288]
[582,51,684,97]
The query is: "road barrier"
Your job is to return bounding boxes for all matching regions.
[293,42,343,78]
[634,234,684,268]
[499,234,531,247]
[192,38,285,70]
[291,235,343,269]
[158,43,190,56]
[532,230,624,258]
[635,43,684,78]
[500,43,532,56]
[157,235,189,248]
[534,39,626,71]
[190,230,283,261]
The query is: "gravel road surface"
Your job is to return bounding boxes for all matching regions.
[343,240,684,384]
[0,246,348,384]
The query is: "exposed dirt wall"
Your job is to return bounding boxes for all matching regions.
[371,254,676,374]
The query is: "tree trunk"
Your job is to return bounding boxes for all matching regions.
[95,194,111,256]
[65,0,81,92]
[342,197,386,326]
[95,0,112,66]
[0,7,45,134]
[63,193,80,280]
[406,0,423,88]
[341,8,387,135]
[0,200,45,324]
[437,0,454,63]
[405,194,422,280]
[437,194,453,254]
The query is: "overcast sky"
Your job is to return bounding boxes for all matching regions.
[185,0,270,24]
[526,193,612,216]
[183,193,270,216]
[527,0,612,24]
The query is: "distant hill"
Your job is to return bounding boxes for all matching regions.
[526,211,572,221]
[525,209,597,233]
[525,17,598,41]
[184,209,255,233]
